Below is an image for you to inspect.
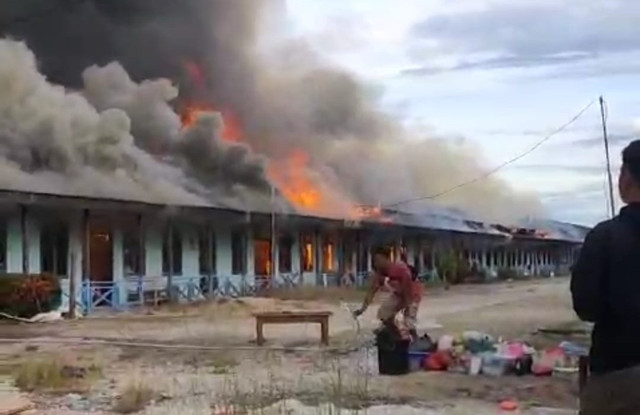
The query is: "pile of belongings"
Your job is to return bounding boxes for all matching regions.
[408,331,588,377]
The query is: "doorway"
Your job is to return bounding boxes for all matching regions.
[253,239,272,277]
[89,223,113,282]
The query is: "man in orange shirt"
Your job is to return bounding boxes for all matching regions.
[354,246,422,340]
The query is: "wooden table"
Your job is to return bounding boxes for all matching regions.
[253,311,333,346]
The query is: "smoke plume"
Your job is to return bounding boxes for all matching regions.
[0,0,541,222]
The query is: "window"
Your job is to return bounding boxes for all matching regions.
[278,235,293,273]
[301,234,314,272]
[123,228,144,276]
[162,227,182,275]
[0,219,7,273]
[198,230,216,275]
[322,240,335,272]
[231,230,246,275]
[40,223,68,276]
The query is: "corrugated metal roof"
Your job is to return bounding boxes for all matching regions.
[518,217,590,243]
[0,188,588,243]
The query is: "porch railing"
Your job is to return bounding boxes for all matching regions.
[77,273,307,313]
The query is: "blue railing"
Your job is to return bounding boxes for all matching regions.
[77,274,305,313]
[81,280,122,314]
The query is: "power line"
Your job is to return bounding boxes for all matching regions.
[386,99,597,208]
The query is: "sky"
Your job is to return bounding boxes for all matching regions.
[284,0,640,226]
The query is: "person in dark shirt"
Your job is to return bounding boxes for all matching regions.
[571,140,640,414]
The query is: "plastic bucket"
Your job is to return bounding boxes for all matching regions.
[408,351,429,372]
[376,330,410,375]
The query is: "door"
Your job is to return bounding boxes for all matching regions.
[89,223,113,282]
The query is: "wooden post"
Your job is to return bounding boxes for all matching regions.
[81,209,90,313]
[137,214,145,278]
[166,220,174,302]
[68,252,76,319]
[20,205,29,274]
[207,225,214,298]
[82,209,90,281]
[314,229,321,285]
[321,318,330,346]
[256,317,265,346]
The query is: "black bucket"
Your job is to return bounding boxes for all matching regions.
[376,327,410,375]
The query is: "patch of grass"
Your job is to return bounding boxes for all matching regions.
[208,354,239,375]
[180,351,239,374]
[113,380,155,414]
[209,354,376,414]
[12,355,102,394]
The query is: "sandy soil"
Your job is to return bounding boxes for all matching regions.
[0,278,584,414]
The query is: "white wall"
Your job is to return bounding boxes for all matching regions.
[27,216,40,274]
[216,225,232,276]
[112,228,123,282]
[145,223,163,277]
[182,224,199,277]
[6,216,22,273]
[4,213,39,274]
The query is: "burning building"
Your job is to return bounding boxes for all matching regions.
[0,1,587,313]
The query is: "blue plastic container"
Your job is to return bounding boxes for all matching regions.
[408,351,429,372]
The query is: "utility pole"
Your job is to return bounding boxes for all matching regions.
[600,96,616,218]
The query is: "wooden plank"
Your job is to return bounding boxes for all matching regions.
[252,311,332,318]
[256,316,327,325]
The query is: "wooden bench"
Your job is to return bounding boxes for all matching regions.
[253,311,333,346]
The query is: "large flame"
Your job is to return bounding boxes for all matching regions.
[267,150,323,211]
[178,61,381,219]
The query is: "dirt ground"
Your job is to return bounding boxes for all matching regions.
[0,278,585,414]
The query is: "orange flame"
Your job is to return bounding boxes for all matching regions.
[267,150,323,211]
[180,103,242,143]
[180,60,327,212]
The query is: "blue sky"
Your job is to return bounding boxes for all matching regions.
[284,0,640,225]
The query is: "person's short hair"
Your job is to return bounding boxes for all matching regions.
[372,246,391,258]
[622,140,640,183]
